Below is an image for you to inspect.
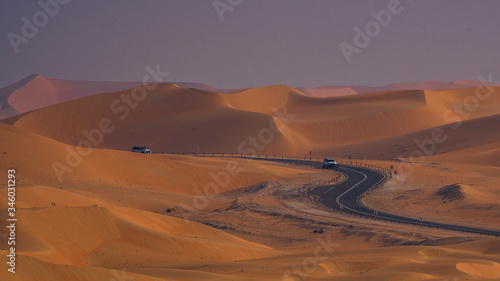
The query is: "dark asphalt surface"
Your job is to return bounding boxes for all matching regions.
[307,164,500,237]
[166,153,500,237]
[230,156,500,237]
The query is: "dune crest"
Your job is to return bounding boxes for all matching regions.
[5,83,500,161]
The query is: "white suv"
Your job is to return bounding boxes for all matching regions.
[323,158,337,168]
[131,146,151,154]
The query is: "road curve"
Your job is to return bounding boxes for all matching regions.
[306,163,500,237]
[228,156,500,237]
[161,152,500,237]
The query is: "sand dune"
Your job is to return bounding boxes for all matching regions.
[3,78,500,280]
[0,254,169,281]
[0,122,311,208]
[0,121,319,280]
[4,83,300,154]
[3,74,497,119]
[0,75,239,120]
[428,141,500,167]
[337,112,500,159]
[4,237,499,281]
[6,205,281,267]
[299,79,500,97]
[0,74,37,119]
[296,86,358,97]
[5,74,142,115]
[6,83,500,160]
[266,239,500,281]
[318,256,421,274]
[456,261,500,279]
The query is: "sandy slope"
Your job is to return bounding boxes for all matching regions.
[6,83,500,160]
[1,122,322,280]
[0,75,238,120]
[0,74,37,119]
[4,74,496,120]
[0,204,281,266]
[5,75,142,115]
[3,238,499,281]
[4,83,300,155]
[0,122,311,208]
[299,79,500,97]
[3,80,500,280]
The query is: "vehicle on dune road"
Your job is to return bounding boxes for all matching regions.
[131,146,152,154]
[323,158,338,169]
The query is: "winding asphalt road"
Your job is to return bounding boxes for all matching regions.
[163,152,500,237]
[306,163,500,237]
[230,156,500,237]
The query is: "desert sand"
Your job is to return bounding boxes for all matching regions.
[1,81,500,280]
[0,75,242,120]
[2,74,498,120]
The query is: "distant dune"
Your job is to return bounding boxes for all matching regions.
[0,75,240,120]
[0,122,306,197]
[2,74,498,120]
[4,82,500,160]
[0,117,321,281]
[0,74,37,119]
[1,75,142,117]
[3,77,500,280]
[298,79,500,97]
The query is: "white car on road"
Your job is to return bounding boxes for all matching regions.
[131,146,151,154]
[323,158,338,168]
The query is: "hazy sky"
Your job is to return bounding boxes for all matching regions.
[1,0,499,89]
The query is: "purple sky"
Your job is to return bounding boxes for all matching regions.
[1,0,499,89]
